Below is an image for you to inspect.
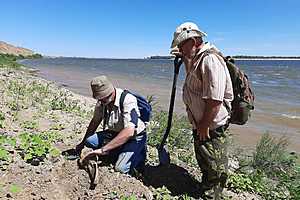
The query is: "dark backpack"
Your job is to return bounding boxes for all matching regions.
[224,56,255,125]
[201,50,255,125]
[120,90,152,123]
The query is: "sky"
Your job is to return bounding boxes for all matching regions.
[1,0,300,58]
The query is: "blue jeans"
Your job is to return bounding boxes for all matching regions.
[85,130,147,174]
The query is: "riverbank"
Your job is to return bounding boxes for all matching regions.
[0,65,264,199]
[22,57,300,153]
[1,60,299,199]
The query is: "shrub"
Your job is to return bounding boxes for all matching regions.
[21,120,38,130]
[0,111,5,121]
[9,184,22,194]
[147,110,192,150]
[228,170,267,194]
[0,53,42,69]
[0,135,16,170]
[152,186,172,200]
[49,92,84,115]
[252,133,294,176]
[120,195,137,200]
[230,133,300,199]
[0,54,22,69]
[0,111,5,128]
[18,131,61,165]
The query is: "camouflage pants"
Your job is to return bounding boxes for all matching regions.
[193,124,229,197]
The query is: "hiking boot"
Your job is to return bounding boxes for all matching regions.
[219,172,228,188]
[200,188,214,199]
[62,148,80,160]
[199,177,222,199]
[200,185,226,200]
[199,182,213,199]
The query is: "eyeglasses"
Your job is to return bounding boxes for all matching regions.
[98,92,113,104]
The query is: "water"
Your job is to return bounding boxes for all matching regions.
[20,58,300,151]
[237,60,300,117]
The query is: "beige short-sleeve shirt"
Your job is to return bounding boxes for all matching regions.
[183,43,234,130]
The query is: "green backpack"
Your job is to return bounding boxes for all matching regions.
[201,50,255,125]
[223,56,255,125]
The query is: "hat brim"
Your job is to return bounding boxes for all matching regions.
[171,30,207,48]
[92,85,114,100]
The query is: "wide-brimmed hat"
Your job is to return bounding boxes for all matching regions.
[90,75,114,99]
[171,22,207,49]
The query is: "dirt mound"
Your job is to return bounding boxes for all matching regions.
[0,156,153,199]
[0,41,34,56]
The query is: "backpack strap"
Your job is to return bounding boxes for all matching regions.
[193,51,208,73]
[119,90,130,115]
[223,99,231,117]
[192,49,224,72]
[195,49,232,117]
[102,105,108,131]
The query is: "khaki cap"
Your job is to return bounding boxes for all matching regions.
[90,75,114,99]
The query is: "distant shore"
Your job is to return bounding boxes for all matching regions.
[234,58,300,61]
[147,55,300,60]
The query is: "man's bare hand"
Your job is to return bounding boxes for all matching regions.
[197,126,210,141]
[170,47,183,57]
[75,142,85,154]
[79,148,108,165]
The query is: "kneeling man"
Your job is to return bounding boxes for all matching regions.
[76,75,147,174]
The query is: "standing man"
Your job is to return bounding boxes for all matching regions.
[76,75,147,174]
[171,22,233,199]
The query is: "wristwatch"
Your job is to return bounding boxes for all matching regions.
[99,148,107,154]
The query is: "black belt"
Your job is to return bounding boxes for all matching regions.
[213,123,229,134]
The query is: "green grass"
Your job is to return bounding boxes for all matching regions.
[0,54,22,69]
[228,133,300,199]
[0,53,42,69]
[148,108,300,199]
[0,111,5,128]
[152,186,172,200]
[4,78,88,118]
[252,133,292,175]
[9,184,22,194]
[0,111,5,121]
[120,195,137,200]
[18,131,62,164]
[146,109,197,166]
[2,131,62,169]
[147,110,192,149]
[50,123,65,130]
[0,135,16,170]
[21,120,39,130]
